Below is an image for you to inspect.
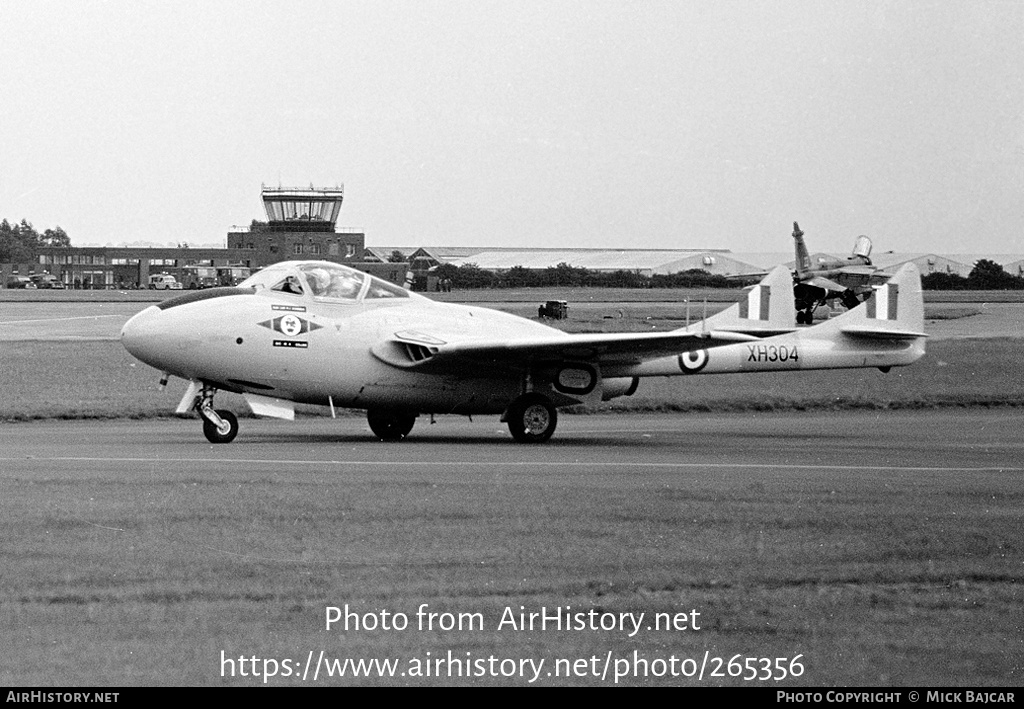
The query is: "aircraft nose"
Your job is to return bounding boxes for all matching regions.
[121,305,167,366]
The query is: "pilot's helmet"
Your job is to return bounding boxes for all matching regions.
[306,268,331,295]
[331,271,361,297]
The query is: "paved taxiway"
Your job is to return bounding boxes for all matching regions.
[4,410,1021,476]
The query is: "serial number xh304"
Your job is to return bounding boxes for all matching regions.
[120,260,927,444]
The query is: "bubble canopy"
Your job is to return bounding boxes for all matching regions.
[240,261,414,302]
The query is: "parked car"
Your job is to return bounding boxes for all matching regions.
[148,274,183,290]
[5,276,37,289]
[30,274,65,289]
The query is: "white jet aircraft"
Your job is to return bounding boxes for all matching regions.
[120,260,926,444]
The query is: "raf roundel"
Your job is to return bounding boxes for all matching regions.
[678,349,709,374]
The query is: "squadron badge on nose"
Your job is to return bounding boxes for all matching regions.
[259,315,323,347]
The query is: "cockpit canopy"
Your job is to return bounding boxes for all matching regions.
[852,235,872,259]
[239,261,414,302]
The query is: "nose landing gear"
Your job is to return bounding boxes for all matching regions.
[194,384,239,443]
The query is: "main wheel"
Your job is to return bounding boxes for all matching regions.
[367,410,416,441]
[202,409,239,444]
[506,393,557,443]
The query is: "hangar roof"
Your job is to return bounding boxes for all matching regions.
[441,249,763,275]
[363,245,1024,277]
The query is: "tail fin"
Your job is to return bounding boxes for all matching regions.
[824,262,927,341]
[680,265,795,337]
[793,221,812,277]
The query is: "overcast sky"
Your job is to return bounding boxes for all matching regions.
[2,0,1022,254]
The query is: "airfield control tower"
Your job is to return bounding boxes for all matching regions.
[227,184,364,264]
[260,185,345,231]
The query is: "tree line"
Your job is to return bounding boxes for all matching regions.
[431,262,738,289]
[0,219,71,263]
[919,259,1024,290]
[432,259,1024,290]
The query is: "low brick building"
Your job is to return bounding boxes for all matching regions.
[9,185,391,289]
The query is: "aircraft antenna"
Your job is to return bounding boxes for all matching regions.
[702,299,708,334]
[685,299,690,329]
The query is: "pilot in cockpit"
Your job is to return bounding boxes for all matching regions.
[280,275,304,295]
[327,270,362,299]
[305,268,332,297]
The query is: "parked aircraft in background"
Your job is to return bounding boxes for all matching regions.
[120,260,925,444]
[791,222,890,324]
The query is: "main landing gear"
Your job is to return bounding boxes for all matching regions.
[195,384,239,443]
[795,296,823,325]
[840,289,861,311]
[367,409,417,441]
[505,393,558,443]
[797,290,864,324]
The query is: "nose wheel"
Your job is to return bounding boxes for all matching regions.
[202,409,239,444]
[506,393,557,443]
[194,384,239,443]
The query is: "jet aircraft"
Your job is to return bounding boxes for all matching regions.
[120,259,925,444]
[790,221,889,324]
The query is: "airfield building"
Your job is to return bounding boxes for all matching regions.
[14,186,410,289]
[226,186,364,266]
[7,183,1022,289]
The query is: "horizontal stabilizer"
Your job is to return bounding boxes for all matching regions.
[838,325,928,340]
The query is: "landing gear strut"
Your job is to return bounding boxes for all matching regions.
[367,409,417,441]
[505,393,558,443]
[841,289,861,310]
[195,384,239,443]
[795,296,817,325]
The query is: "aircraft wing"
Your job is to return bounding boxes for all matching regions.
[835,265,880,277]
[376,329,760,371]
[724,271,772,282]
[803,276,847,292]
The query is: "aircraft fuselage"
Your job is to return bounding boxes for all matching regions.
[122,290,560,414]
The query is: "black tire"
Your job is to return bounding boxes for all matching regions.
[367,410,416,441]
[507,393,557,443]
[202,409,239,444]
[796,311,805,325]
